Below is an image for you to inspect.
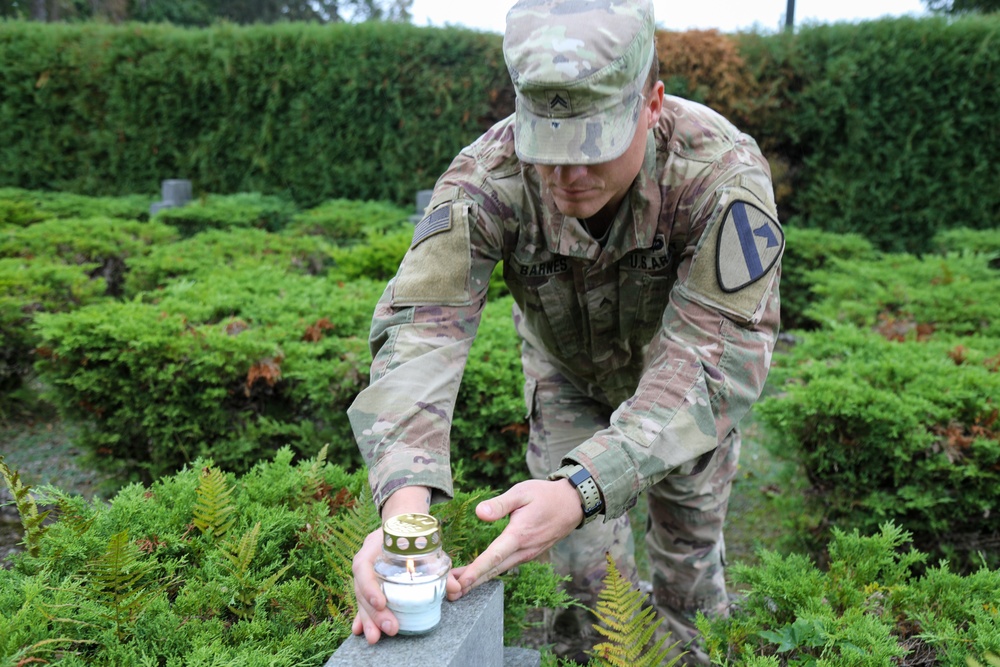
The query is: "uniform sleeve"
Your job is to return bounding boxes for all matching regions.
[563,165,783,520]
[347,189,502,513]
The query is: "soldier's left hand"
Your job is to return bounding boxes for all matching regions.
[448,478,583,599]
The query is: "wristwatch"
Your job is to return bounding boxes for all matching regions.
[550,464,603,528]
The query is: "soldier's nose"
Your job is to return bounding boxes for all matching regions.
[552,164,590,185]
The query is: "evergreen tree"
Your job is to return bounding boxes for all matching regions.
[924,0,1000,12]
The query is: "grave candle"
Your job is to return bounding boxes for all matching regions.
[374,513,452,635]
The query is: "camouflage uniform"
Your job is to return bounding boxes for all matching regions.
[349,1,782,663]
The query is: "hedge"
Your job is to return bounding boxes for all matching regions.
[4,16,1000,254]
[0,21,511,207]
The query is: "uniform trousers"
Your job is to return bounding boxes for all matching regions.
[521,341,740,664]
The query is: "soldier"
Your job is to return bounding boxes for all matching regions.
[349,0,783,663]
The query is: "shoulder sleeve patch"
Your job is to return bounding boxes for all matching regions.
[684,197,783,323]
[391,200,473,307]
[716,201,783,293]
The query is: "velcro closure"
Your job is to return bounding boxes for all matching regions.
[392,200,473,307]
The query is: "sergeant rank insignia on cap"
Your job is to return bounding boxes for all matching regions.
[715,201,784,293]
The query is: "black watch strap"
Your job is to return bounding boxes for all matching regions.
[551,464,603,528]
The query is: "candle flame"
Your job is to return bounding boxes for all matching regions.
[406,558,415,580]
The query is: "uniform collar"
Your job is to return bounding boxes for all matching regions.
[532,131,661,263]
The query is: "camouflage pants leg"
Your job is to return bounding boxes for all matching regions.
[646,428,741,666]
[521,343,637,661]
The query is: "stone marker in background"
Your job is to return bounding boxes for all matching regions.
[150,179,193,216]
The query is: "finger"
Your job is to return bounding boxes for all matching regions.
[476,486,527,522]
[445,570,464,601]
[457,531,523,591]
[352,530,400,643]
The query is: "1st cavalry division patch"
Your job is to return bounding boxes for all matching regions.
[715,201,783,293]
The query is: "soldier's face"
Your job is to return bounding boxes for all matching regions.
[535,83,663,223]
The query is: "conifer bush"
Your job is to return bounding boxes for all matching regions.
[1,260,107,399]
[933,227,1000,261]
[33,268,384,481]
[1,216,179,296]
[803,252,1000,338]
[282,198,413,245]
[151,192,298,236]
[0,449,569,665]
[123,227,335,296]
[758,249,1000,568]
[779,226,878,331]
[0,187,154,223]
[698,523,1000,666]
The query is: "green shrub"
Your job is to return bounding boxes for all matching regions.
[0,21,511,206]
[283,198,412,245]
[0,448,567,665]
[34,268,384,481]
[779,226,878,331]
[0,216,179,297]
[124,227,335,295]
[0,187,154,222]
[803,252,1000,338]
[0,197,52,227]
[785,16,1000,254]
[152,193,298,236]
[699,523,1000,666]
[757,325,1000,569]
[452,296,528,488]
[0,259,107,401]
[933,227,1000,261]
[326,228,414,283]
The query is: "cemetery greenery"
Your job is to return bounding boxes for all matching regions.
[2,188,999,665]
[0,15,998,254]
[1,13,999,667]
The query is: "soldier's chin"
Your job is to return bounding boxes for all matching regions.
[552,197,604,221]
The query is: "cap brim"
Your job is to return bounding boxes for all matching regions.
[513,94,643,166]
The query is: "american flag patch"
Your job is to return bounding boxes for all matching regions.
[411,205,452,248]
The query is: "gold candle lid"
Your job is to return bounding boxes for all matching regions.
[382,513,442,556]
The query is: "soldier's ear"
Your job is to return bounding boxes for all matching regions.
[646,80,665,129]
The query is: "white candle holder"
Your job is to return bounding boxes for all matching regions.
[374,513,452,635]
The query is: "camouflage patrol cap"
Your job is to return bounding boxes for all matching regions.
[503,0,656,165]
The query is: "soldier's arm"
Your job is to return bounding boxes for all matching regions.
[348,187,503,514]
[559,162,783,521]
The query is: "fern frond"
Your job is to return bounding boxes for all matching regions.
[0,455,50,557]
[220,521,292,619]
[221,520,261,580]
[54,493,96,537]
[81,530,168,642]
[435,490,489,559]
[315,491,379,616]
[589,553,682,667]
[299,444,329,506]
[192,465,236,540]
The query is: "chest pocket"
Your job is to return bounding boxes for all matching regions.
[504,257,583,359]
[619,235,676,345]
